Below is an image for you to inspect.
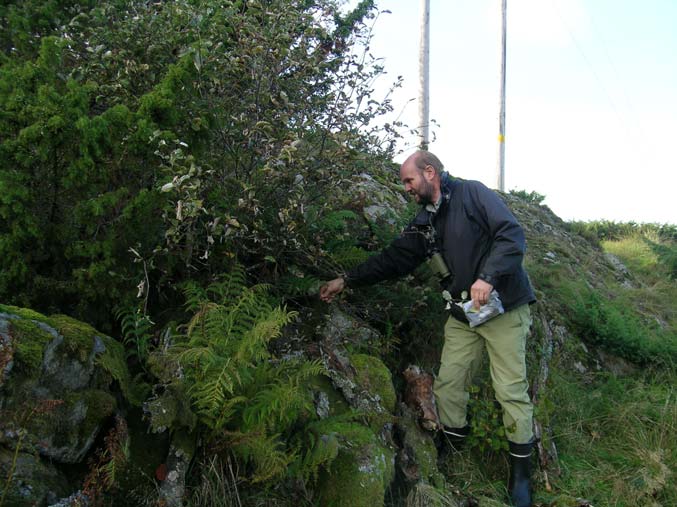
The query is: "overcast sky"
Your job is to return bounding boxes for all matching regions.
[346,0,677,224]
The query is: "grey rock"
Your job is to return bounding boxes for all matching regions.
[0,310,118,474]
[159,431,196,507]
[314,390,330,419]
[42,329,100,392]
[320,306,379,346]
[48,491,90,507]
[0,447,70,507]
[573,361,587,374]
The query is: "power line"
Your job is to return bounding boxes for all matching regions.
[547,0,626,128]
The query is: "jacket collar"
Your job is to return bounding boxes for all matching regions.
[412,172,457,225]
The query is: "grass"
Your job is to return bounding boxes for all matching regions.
[436,369,676,507]
[187,455,243,507]
[435,223,677,507]
[545,369,676,507]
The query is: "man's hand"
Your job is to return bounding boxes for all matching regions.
[470,278,493,310]
[319,277,345,303]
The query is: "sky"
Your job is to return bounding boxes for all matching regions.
[344,0,677,224]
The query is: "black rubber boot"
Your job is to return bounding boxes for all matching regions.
[439,424,470,454]
[508,441,533,507]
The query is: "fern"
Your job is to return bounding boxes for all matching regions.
[162,265,344,483]
[291,431,340,482]
[277,273,322,297]
[318,210,359,233]
[329,244,370,270]
[115,306,154,363]
[241,359,325,431]
[230,431,298,483]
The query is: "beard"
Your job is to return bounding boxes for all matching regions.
[415,179,436,205]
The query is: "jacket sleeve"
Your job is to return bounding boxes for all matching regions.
[344,224,428,287]
[466,182,526,286]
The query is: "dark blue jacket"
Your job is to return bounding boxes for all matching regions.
[345,173,535,314]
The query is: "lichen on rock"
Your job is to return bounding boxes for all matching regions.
[0,446,70,507]
[350,353,397,414]
[394,403,444,488]
[0,305,145,502]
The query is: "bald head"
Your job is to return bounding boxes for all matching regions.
[404,150,445,176]
[400,151,443,205]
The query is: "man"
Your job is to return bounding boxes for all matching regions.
[319,151,536,507]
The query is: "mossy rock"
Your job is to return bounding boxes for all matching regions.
[316,422,395,507]
[0,306,145,470]
[0,447,70,507]
[33,389,116,463]
[145,383,197,433]
[0,304,146,405]
[305,374,351,419]
[546,495,591,507]
[350,353,397,413]
[395,405,443,487]
[6,317,55,373]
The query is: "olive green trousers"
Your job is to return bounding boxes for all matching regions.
[433,304,534,444]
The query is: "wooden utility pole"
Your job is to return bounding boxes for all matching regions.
[418,0,430,149]
[497,0,507,191]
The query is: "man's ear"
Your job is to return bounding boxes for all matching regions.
[424,165,436,181]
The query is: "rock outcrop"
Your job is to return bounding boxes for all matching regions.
[0,305,137,506]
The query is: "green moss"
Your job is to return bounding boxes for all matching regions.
[97,335,149,406]
[107,407,170,504]
[0,304,49,321]
[315,422,395,507]
[145,384,197,432]
[2,305,146,406]
[397,408,442,486]
[0,447,70,507]
[47,313,99,361]
[80,389,117,436]
[10,318,54,372]
[25,389,116,453]
[45,314,149,404]
[305,374,351,417]
[350,353,397,413]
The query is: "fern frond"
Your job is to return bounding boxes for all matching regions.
[208,265,248,303]
[241,382,304,432]
[291,431,339,483]
[241,359,324,431]
[176,346,216,368]
[186,301,221,339]
[183,281,210,313]
[277,274,322,297]
[212,395,248,430]
[318,210,359,233]
[294,359,327,381]
[330,245,370,270]
[190,358,237,418]
[232,432,297,483]
[235,307,297,363]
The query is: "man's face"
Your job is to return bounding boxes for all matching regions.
[400,161,435,205]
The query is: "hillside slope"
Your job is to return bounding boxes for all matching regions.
[437,192,677,507]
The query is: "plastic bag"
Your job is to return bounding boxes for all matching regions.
[462,290,504,327]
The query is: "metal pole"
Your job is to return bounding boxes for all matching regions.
[418,0,430,150]
[498,0,507,191]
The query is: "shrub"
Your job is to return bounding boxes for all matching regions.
[567,287,677,366]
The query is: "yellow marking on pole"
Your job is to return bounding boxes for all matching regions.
[498,134,505,143]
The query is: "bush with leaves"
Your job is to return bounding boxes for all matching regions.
[0,0,405,332]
